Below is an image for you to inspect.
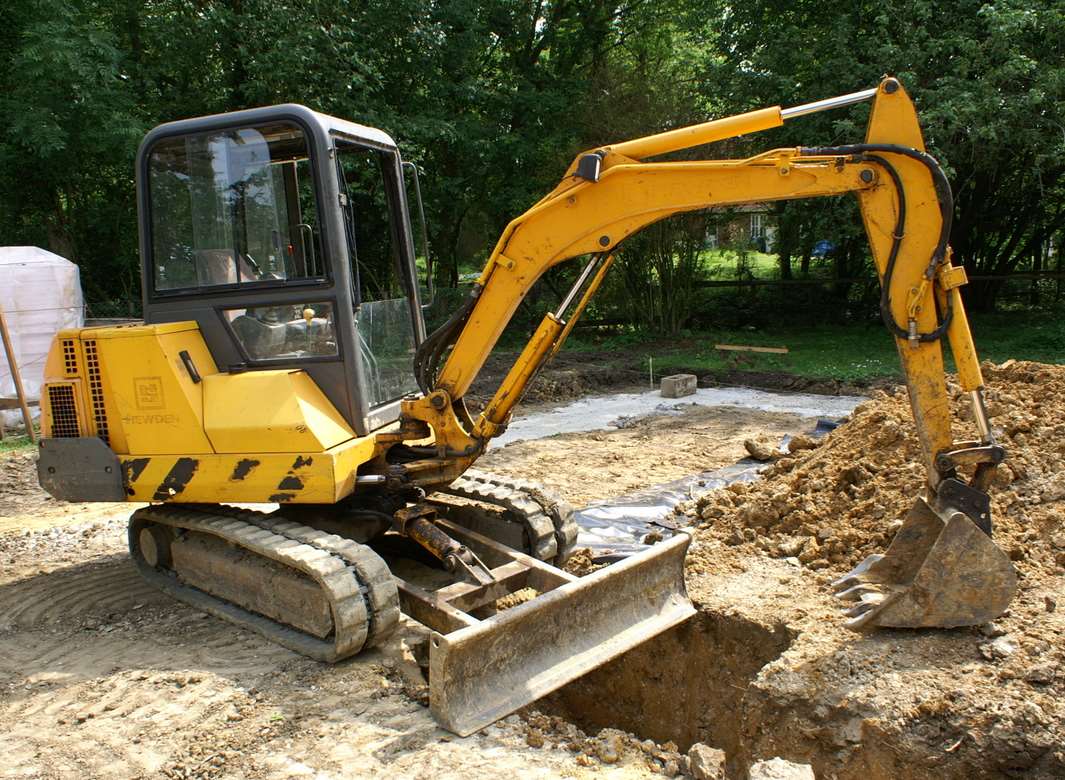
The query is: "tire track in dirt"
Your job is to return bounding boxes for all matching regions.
[0,539,307,778]
[0,556,161,630]
[0,607,296,778]
[1,664,258,779]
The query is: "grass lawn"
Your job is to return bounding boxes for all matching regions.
[700,248,781,278]
[0,431,36,455]
[563,309,1065,384]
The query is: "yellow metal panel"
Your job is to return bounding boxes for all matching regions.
[122,435,376,504]
[941,284,984,393]
[87,324,217,455]
[90,321,198,339]
[330,436,380,501]
[204,370,355,454]
[476,314,564,437]
[856,79,953,475]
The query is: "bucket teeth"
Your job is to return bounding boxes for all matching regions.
[828,493,1017,630]
[834,583,888,604]
[843,597,896,630]
[830,555,885,595]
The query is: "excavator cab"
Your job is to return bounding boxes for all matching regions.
[138,106,427,435]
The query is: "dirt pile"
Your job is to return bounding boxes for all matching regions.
[659,360,1064,777]
[687,360,1065,576]
[0,452,41,517]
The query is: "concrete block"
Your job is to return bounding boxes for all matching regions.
[660,373,697,398]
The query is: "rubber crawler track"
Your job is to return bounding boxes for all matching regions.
[432,469,578,565]
[129,504,399,663]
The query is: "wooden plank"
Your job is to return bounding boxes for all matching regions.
[0,304,36,442]
[0,399,39,411]
[714,343,789,354]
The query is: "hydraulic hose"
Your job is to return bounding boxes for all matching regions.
[801,144,955,342]
[413,284,481,393]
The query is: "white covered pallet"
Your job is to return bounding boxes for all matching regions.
[0,247,84,427]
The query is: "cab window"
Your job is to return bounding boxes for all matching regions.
[334,138,419,406]
[147,122,323,291]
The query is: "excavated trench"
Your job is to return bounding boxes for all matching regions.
[546,607,796,774]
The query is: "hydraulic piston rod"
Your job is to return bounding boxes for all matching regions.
[604,85,879,160]
[781,87,879,120]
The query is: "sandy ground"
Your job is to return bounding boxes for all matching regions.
[8,359,1055,779]
[0,487,678,780]
[479,404,808,506]
[0,397,811,780]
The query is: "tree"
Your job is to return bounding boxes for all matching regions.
[702,0,1065,310]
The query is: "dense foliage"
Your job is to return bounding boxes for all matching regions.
[1,0,1061,325]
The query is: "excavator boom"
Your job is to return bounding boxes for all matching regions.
[395,76,1016,630]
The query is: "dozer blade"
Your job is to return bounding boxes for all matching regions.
[429,532,694,736]
[832,490,1016,630]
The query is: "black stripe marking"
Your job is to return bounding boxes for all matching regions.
[277,475,304,491]
[230,458,260,481]
[121,457,151,495]
[152,458,199,501]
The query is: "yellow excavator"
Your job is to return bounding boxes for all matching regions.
[36,76,1015,735]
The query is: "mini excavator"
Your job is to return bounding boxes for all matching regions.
[36,76,1016,734]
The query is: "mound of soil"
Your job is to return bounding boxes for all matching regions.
[664,360,1064,777]
[0,452,44,518]
[688,360,1065,576]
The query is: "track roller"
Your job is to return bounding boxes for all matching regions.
[429,469,579,565]
[128,504,399,662]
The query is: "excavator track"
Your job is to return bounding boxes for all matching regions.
[129,504,399,662]
[430,469,578,565]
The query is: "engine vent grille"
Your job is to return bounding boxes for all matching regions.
[61,339,77,377]
[83,340,109,444]
[47,385,80,438]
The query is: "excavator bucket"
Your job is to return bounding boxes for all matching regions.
[420,527,694,736]
[832,489,1017,630]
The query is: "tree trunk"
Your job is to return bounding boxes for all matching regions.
[1056,230,1064,303]
[48,190,76,262]
[775,206,799,280]
[1029,251,1042,307]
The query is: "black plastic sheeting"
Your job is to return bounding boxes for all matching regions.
[575,419,839,562]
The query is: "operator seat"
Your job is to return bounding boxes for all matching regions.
[194,249,240,286]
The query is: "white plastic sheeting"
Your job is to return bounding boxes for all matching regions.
[488,390,861,560]
[492,386,863,447]
[573,420,840,560]
[575,461,764,559]
[0,247,84,425]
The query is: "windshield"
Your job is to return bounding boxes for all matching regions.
[334,137,419,407]
[147,122,322,291]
